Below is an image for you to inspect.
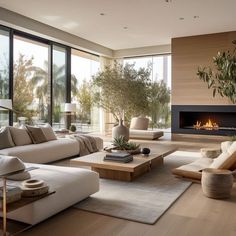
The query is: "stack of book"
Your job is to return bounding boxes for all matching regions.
[104,152,133,163]
[0,186,22,207]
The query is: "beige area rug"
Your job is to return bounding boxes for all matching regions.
[74,151,201,224]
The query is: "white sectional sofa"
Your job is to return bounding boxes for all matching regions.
[6,163,99,225]
[0,126,103,163]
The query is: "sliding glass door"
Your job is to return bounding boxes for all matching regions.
[13,35,50,126]
[52,45,67,129]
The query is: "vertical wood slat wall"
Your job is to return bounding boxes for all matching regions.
[171,31,236,106]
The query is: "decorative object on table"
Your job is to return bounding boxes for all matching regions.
[104,152,133,163]
[197,40,236,103]
[104,135,141,154]
[64,103,76,130]
[0,186,22,207]
[112,119,129,141]
[21,179,49,197]
[201,168,234,199]
[70,124,77,132]
[141,148,151,156]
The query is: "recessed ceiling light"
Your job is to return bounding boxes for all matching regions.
[179,17,184,20]
[123,26,128,30]
[194,15,200,19]
[100,13,105,16]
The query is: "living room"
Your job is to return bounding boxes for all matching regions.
[0,0,236,235]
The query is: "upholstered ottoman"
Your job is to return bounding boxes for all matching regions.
[5,164,99,225]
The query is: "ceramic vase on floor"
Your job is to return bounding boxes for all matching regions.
[112,119,129,141]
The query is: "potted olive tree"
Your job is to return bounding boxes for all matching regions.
[197,40,236,103]
[92,62,151,140]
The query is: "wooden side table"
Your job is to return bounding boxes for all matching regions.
[201,168,234,199]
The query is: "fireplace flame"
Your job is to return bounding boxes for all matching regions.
[194,118,219,130]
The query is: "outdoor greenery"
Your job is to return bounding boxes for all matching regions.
[197,40,236,103]
[148,81,171,129]
[92,62,171,127]
[92,62,151,122]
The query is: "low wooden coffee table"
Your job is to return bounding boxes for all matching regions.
[71,146,176,181]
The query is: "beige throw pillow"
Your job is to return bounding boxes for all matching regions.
[40,124,57,141]
[9,126,33,146]
[0,127,15,150]
[26,125,47,144]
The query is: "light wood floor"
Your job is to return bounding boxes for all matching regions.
[19,134,236,236]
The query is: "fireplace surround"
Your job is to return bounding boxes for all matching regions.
[172,105,236,136]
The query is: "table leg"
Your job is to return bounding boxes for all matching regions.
[3,177,7,236]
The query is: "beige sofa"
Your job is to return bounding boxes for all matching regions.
[0,126,103,163]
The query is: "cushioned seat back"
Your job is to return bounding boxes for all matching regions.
[210,141,236,170]
[130,117,149,130]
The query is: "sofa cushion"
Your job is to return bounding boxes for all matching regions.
[0,127,15,150]
[9,126,32,146]
[0,138,80,163]
[129,129,163,140]
[40,124,57,141]
[210,141,236,169]
[26,125,47,144]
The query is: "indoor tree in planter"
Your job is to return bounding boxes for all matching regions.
[92,62,151,140]
[197,40,236,103]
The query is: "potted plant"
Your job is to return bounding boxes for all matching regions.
[104,136,141,154]
[92,62,151,140]
[197,40,236,103]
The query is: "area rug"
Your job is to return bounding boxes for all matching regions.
[74,151,200,224]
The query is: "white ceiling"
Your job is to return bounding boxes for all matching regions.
[0,0,236,50]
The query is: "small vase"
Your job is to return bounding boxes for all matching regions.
[112,119,129,141]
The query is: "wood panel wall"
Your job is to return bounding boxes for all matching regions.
[172,31,236,105]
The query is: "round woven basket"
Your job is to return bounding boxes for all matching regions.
[201,168,233,199]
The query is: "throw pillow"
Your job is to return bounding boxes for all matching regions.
[0,127,15,150]
[26,125,47,144]
[40,124,57,141]
[9,126,33,146]
[0,155,31,180]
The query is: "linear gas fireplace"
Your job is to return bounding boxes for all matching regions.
[172,105,236,136]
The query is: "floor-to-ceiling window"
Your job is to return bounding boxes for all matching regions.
[124,54,171,130]
[52,45,67,129]
[0,27,10,127]
[13,35,50,126]
[71,49,100,132]
[0,25,102,132]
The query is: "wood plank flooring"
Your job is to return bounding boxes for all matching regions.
[18,133,236,236]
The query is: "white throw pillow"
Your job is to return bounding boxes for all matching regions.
[221,141,233,153]
[0,155,30,180]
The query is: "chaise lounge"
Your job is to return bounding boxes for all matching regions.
[172,141,236,181]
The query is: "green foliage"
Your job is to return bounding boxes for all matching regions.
[76,80,93,123]
[92,62,151,121]
[13,54,35,120]
[70,124,76,132]
[147,81,171,129]
[112,136,140,150]
[197,40,236,103]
